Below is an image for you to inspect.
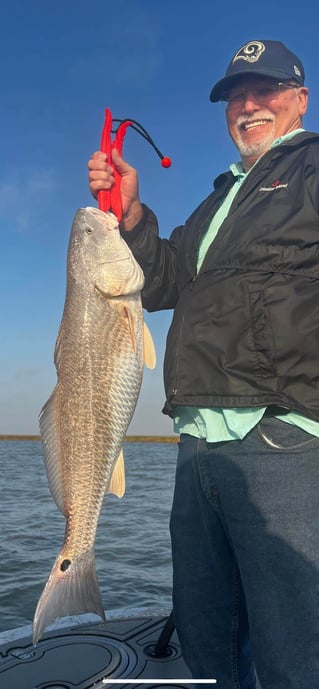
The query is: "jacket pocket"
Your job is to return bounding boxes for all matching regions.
[248,289,276,377]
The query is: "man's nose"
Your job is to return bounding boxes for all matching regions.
[241,91,261,111]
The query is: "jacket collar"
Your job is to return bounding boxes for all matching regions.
[213,130,319,192]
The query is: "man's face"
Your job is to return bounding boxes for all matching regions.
[224,76,308,170]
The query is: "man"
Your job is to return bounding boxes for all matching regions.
[88,40,319,688]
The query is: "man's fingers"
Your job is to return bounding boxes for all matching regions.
[92,151,107,160]
[89,169,113,182]
[88,159,111,173]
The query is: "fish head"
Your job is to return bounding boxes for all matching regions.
[68,207,145,296]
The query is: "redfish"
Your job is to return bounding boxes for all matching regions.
[33,207,155,644]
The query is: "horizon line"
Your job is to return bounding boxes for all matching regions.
[0,434,178,443]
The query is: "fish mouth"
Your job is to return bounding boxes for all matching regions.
[84,206,108,215]
[81,207,119,229]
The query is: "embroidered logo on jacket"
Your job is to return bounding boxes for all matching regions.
[259,179,288,192]
[233,41,265,64]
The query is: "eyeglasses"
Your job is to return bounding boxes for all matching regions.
[222,82,300,107]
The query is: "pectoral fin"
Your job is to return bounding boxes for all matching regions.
[143,322,156,369]
[123,303,137,353]
[121,302,156,368]
[107,450,125,497]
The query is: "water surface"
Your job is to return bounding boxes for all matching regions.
[0,440,177,632]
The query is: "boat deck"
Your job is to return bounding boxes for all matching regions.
[0,608,192,688]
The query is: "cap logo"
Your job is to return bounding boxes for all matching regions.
[233,40,265,64]
[294,65,301,77]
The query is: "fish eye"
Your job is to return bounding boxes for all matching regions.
[86,226,93,234]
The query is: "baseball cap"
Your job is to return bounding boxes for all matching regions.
[210,39,305,102]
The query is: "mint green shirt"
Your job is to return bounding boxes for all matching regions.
[174,129,319,441]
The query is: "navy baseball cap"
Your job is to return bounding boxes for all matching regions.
[210,39,305,102]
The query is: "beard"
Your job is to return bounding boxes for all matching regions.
[232,115,276,161]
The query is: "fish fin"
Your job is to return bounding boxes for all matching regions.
[32,548,105,645]
[107,449,125,497]
[143,322,156,369]
[39,386,67,516]
[123,302,137,353]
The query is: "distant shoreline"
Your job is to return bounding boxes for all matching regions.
[0,434,178,443]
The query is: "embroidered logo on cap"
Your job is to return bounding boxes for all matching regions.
[294,65,301,77]
[233,41,265,64]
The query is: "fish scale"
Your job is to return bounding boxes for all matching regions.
[32,207,156,644]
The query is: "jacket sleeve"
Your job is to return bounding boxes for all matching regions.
[120,204,184,312]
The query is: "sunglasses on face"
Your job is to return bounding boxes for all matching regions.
[222,82,300,107]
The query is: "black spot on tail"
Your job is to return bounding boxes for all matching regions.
[60,559,71,572]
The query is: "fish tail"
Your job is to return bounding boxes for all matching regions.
[32,548,105,644]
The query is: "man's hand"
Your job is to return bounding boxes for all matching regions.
[88,149,143,230]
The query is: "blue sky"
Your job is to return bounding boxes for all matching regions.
[2,0,319,435]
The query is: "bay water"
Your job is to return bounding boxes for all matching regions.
[0,440,178,633]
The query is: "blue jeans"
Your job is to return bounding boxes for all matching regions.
[170,417,319,688]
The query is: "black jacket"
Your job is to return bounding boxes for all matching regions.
[122,131,319,419]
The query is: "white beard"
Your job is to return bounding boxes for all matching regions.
[233,117,276,161]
